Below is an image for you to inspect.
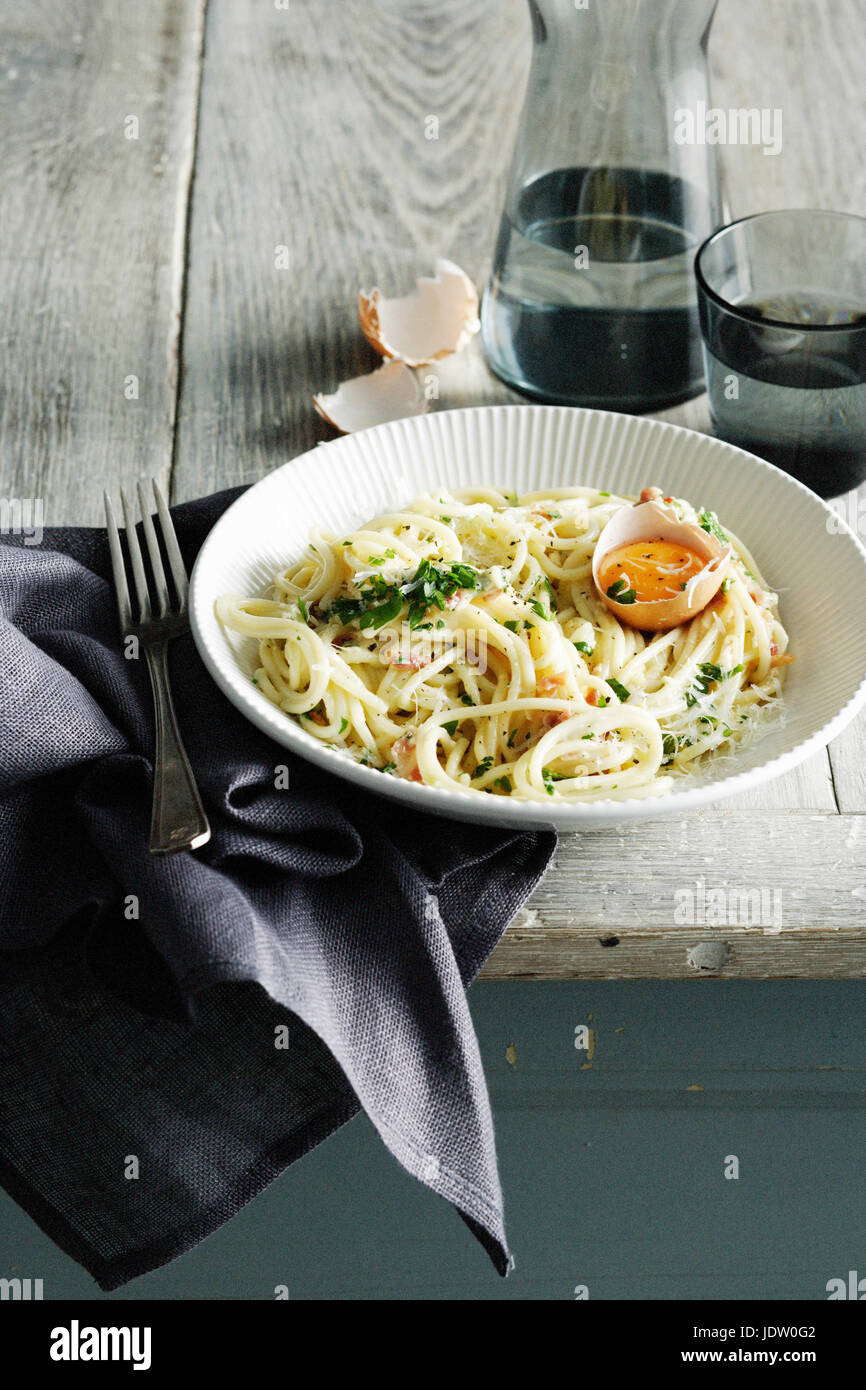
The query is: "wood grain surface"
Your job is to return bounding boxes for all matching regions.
[0,0,205,516]
[2,0,864,976]
[483,811,866,978]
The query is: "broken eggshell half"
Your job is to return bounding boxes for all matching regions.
[591,497,732,631]
[358,259,480,367]
[313,359,428,435]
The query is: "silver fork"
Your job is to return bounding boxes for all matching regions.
[104,479,211,856]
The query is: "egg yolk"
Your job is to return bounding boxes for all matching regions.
[598,539,706,603]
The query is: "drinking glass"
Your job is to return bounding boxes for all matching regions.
[695,210,866,498]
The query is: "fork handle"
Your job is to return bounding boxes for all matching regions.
[144,640,211,855]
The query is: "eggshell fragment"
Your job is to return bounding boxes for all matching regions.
[358,259,480,367]
[313,360,428,435]
[592,497,732,631]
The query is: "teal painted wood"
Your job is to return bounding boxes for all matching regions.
[1,980,864,1300]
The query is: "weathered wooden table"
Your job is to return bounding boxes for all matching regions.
[4,0,865,978]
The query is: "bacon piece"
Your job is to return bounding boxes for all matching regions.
[386,649,428,670]
[639,486,663,504]
[537,673,567,695]
[585,687,600,706]
[512,709,570,753]
[393,734,422,782]
[523,710,569,746]
[541,711,568,729]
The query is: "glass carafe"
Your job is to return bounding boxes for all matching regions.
[482,0,723,413]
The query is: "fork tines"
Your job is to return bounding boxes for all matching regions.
[104,479,188,631]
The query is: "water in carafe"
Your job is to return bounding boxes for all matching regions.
[483,0,723,413]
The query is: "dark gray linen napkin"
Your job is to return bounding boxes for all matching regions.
[0,487,555,1289]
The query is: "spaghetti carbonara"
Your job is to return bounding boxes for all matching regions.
[216,487,790,802]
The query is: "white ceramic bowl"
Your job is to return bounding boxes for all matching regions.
[190,405,866,829]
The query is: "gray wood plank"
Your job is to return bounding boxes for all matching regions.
[170,0,528,499]
[710,0,866,219]
[0,0,205,525]
[829,691,866,815]
[483,929,866,980]
[724,755,837,814]
[483,811,866,978]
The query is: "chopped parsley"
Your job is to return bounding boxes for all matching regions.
[504,619,521,633]
[685,661,745,708]
[339,717,348,734]
[698,509,729,544]
[606,577,637,605]
[607,678,630,703]
[685,670,714,708]
[357,589,403,630]
[574,640,594,656]
[539,575,558,612]
[473,756,494,779]
[542,768,568,795]
[297,598,309,622]
[330,574,401,631]
[328,558,480,633]
[494,776,512,793]
[402,557,480,628]
[442,720,458,737]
